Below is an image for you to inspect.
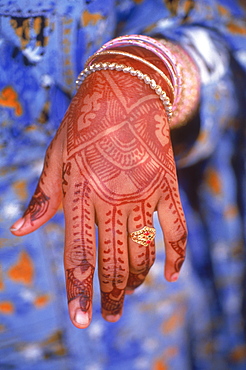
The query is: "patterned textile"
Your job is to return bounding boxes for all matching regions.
[0,0,246,369]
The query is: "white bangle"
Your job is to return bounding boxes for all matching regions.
[76,62,173,121]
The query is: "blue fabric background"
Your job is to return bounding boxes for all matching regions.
[0,1,246,369]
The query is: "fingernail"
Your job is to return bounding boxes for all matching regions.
[10,218,25,232]
[171,272,179,282]
[74,310,89,326]
[105,314,121,322]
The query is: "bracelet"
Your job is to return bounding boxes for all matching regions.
[158,39,200,127]
[76,62,173,120]
[98,35,200,128]
[97,34,181,105]
[85,50,174,102]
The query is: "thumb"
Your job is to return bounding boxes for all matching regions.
[10,141,62,236]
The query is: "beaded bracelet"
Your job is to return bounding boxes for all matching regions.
[96,34,181,106]
[97,35,200,128]
[76,61,173,120]
[85,49,174,102]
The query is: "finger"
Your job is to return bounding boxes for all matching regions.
[157,173,187,282]
[64,177,96,329]
[126,201,156,293]
[97,204,129,322]
[10,138,62,236]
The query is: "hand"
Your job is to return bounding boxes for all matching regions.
[10,60,187,328]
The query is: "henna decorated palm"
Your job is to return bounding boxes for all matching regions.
[11,61,187,328]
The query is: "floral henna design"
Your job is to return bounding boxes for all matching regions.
[175,256,185,272]
[100,206,127,315]
[23,184,50,225]
[126,201,155,291]
[62,161,71,197]
[170,234,186,273]
[160,175,187,273]
[65,180,96,316]
[101,285,125,315]
[67,72,175,206]
[66,259,95,312]
[126,240,154,291]
[62,68,186,321]
[127,270,149,290]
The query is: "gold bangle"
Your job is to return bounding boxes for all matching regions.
[86,50,174,102]
[76,62,173,121]
[158,39,201,129]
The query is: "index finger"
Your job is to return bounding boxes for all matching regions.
[63,175,96,329]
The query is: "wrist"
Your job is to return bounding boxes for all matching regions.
[76,35,200,129]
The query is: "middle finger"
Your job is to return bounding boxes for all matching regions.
[97,203,129,322]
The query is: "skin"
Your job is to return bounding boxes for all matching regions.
[10,49,187,328]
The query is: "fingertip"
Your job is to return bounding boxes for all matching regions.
[125,288,135,295]
[68,298,93,329]
[10,217,37,236]
[164,267,180,282]
[104,313,121,323]
[101,307,122,322]
[73,309,90,328]
[10,218,25,234]
[170,272,179,282]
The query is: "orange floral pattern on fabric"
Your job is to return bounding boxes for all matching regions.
[0,86,22,116]
[7,251,34,285]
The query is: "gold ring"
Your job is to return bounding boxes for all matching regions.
[129,226,156,246]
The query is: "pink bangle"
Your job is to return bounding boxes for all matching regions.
[85,49,174,101]
[78,34,201,128]
[96,34,181,108]
[76,62,173,120]
[96,35,200,128]
[158,38,200,128]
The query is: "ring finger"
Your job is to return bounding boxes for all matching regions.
[127,200,156,293]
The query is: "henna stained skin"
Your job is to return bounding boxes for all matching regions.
[11,48,188,327]
[170,233,186,273]
[101,285,125,315]
[99,205,127,316]
[62,161,71,197]
[23,184,50,225]
[127,270,149,290]
[66,259,95,312]
[64,180,97,322]
[61,53,187,323]
[175,256,185,272]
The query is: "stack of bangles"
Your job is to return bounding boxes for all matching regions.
[76,34,201,128]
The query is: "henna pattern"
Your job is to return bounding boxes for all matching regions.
[62,162,71,197]
[127,270,149,290]
[23,184,50,225]
[66,259,94,311]
[62,67,186,318]
[101,285,125,315]
[170,233,186,272]
[160,175,187,272]
[67,72,175,206]
[126,200,155,291]
[100,206,126,314]
[175,256,185,272]
[65,181,95,313]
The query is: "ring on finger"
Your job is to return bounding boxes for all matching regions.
[129,226,156,246]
